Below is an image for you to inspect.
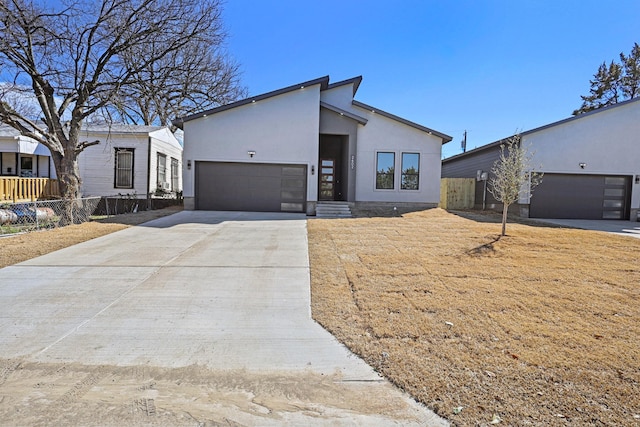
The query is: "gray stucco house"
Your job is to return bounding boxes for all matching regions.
[442,97,640,220]
[173,75,452,215]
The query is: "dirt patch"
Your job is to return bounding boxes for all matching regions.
[308,208,640,426]
[0,206,182,269]
[0,358,424,426]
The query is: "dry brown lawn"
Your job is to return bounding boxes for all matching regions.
[308,208,640,426]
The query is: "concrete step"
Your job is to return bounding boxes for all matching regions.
[316,203,352,218]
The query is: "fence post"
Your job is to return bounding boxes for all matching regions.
[33,200,39,230]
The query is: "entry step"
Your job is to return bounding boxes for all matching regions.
[316,202,352,218]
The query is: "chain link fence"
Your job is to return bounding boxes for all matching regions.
[0,197,101,234]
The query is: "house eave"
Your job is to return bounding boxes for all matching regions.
[352,100,453,143]
[173,76,331,129]
[443,96,640,162]
[320,101,368,125]
[325,76,363,96]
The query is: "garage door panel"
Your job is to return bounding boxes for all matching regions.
[529,173,630,220]
[195,162,306,212]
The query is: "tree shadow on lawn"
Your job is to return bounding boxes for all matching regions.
[449,209,570,229]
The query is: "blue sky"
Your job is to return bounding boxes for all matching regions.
[222,0,640,158]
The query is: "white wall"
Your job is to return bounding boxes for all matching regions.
[182,84,322,204]
[148,128,183,193]
[320,84,356,110]
[78,132,150,197]
[352,107,443,204]
[522,99,640,212]
[78,127,182,198]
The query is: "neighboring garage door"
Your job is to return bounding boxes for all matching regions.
[195,162,307,212]
[529,173,631,220]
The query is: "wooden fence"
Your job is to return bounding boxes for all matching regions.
[0,177,60,203]
[440,178,475,210]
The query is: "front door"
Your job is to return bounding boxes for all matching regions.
[319,158,335,201]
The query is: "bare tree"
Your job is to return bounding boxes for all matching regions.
[488,134,542,236]
[0,0,244,218]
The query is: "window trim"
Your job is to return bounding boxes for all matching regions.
[114,148,135,189]
[157,152,167,189]
[375,151,395,190]
[401,152,420,191]
[170,157,179,192]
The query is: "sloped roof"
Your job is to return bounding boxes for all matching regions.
[443,96,640,163]
[173,76,331,128]
[80,124,165,134]
[320,101,368,125]
[0,124,21,138]
[352,100,453,143]
[326,76,363,96]
[173,75,453,143]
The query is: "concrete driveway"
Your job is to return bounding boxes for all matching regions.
[0,211,447,426]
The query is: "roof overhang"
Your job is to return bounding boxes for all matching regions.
[325,76,363,96]
[442,96,640,162]
[320,101,368,125]
[352,100,453,143]
[173,76,330,129]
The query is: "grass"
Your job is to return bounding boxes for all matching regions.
[308,208,640,426]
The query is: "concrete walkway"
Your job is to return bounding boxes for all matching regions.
[0,211,447,426]
[529,218,640,239]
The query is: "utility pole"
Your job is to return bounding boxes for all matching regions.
[461,130,467,153]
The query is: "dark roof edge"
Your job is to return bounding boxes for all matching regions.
[172,76,330,128]
[325,76,363,96]
[443,95,640,163]
[352,100,453,143]
[320,101,368,125]
[521,95,640,136]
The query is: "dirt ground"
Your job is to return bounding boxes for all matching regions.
[308,208,640,426]
[0,357,427,427]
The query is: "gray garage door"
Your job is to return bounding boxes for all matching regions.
[529,174,631,220]
[195,162,307,212]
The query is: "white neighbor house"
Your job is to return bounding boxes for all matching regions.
[174,75,452,214]
[0,124,182,198]
[77,125,182,198]
[442,96,640,220]
[1,124,55,178]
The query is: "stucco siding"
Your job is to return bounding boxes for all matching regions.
[523,100,640,210]
[320,84,356,110]
[182,84,321,203]
[441,98,640,216]
[354,108,443,204]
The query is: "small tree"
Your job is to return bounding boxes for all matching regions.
[488,135,542,236]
